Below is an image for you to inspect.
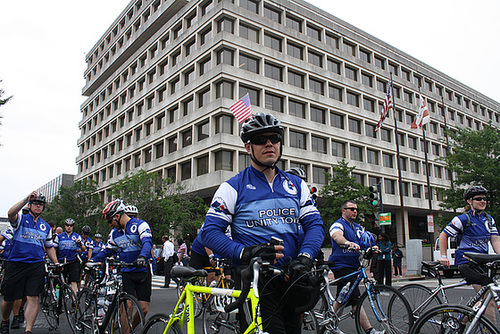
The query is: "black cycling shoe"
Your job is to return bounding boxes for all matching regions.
[10,317,19,329]
[1,320,9,334]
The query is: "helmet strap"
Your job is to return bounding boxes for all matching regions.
[248,142,283,171]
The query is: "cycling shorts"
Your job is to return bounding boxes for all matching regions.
[122,271,152,302]
[0,261,45,301]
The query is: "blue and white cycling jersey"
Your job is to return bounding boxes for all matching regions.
[328,217,365,271]
[92,240,105,257]
[78,236,94,261]
[200,166,324,267]
[54,232,83,262]
[8,213,54,263]
[92,217,153,273]
[0,229,14,260]
[443,210,498,265]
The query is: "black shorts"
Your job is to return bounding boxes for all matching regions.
[122,271,152,303]
[458,262,492,286]
[189,251,210,269]
[62,260,81,283]
[333,267,361,307]
[1,261,45,301]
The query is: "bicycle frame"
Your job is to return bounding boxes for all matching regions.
[464,282,500,332]
[411,280,467,316]
[166,283,262,334]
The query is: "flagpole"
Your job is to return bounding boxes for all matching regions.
[390,73,406,244]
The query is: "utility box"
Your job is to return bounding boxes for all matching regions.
[406,239,423,275]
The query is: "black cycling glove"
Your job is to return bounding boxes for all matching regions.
[286,255,313,283]
[240,243,278,264]
[136,256,146,267]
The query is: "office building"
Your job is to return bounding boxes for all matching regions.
[76,0,500,245]
[37,173,75,203]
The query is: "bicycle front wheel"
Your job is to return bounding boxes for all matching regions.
[397,283,441,319]
[74,288,98,334]
[143,313,182,334]
[60,284,77,332]
[105,293,146,334]
[355,284,413,334]
[40,286,59,330]
[409,304,499,334]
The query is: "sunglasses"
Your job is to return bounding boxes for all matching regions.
[344,207,358,212]
[30,202,44,207]
[249,134,282,145]
[472,197,487,202]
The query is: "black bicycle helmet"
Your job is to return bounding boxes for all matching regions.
[240,112,284,143]
[29,194,46,205]
[464,186,488,201]
[82,225,91,234]
[102,199,126,220]
[285,167,306,180]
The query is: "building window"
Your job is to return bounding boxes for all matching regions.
[240,0,259,13]
[346,91,359,106]
[166,166,176,182]
[216,80,234,99]
[239,54,260,73]
[155,141,164,158]
[313,166,328,184]
[215,114,233,134]
[286,14,302,32]
[197,155,209,175]
[381,128,391,142]
[264,62,283,81]
[311,136,327,154]
[182,129,192,147]
[265,93,283,113]
[240,23,259,43]
[329,85,342,101]
[410,159,420,173]
[264,4,281,23]
[327,58,341,74]
[288,70,304,88]
[345,65,358,81]
[239,152,251,171]
[343,41,356,56]
[408,136,417,150]
[365,123,376,138]
[404,90,413,103]
[181,161,191,180]
[264,33,282,51]
[363,97,375,112]
[289,100,305,118]
[307,24,321,40]
[199,56,211,75]
[361,72,373,87]
[309,77,324,95]
[289,130,306,149]
[383,153,394,168]
[332,140,345,157]
[216,48,234,65]
[385,179,396,195]
[348,118,361,134]
[183,97,194,116]
[325,32,339,48]
[308,50,323,67]
[350,145,363,161]
[330,112,344,129]
[217,17,234,33]
[374,55,385,69]
[311,106,326,124]
[239,86,260,106]
[197,121,210,141]
[360,49,371,63]
[198,88,210,107]
[412,184,421,198]
[215,150,233,171]
[287,41,303,59]
[367,149,379,165]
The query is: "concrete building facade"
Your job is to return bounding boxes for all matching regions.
[38,174,75,203]
[75,0,500,245]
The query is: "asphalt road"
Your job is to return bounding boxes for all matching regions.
[5,276,484,333]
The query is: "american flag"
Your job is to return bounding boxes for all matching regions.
[229,94,253,123]
[375,84,393,132]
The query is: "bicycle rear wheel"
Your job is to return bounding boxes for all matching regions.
[143,313,183,334]
[301,310,320,334]
[202,294,240,334]
[409,304,499,334]
[105,293,146,334]
[355,284,413,334]
[40,286,59,330]
[60,284,77,332]
[397,283,441,319]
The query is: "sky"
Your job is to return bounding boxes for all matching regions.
[0,0,499,216]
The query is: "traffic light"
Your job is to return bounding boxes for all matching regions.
[308,185,318,202]
[373,213,380,228]
[369,184,381,209]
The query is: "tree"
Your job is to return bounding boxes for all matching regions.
[0,79,13,141]
[109,170,208,243]
[317,159,377,244]
[44,179,103,233]
[437,124,500,229]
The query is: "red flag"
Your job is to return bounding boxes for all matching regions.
[411,97,430,129]
[230,94,253,123]
[375,84,393,132]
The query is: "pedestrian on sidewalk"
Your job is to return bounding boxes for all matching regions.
[392,244,403,277]
[376,233,392,286]
[161,235,175,288]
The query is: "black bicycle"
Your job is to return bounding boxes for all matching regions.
[39,261,77,332]
[74,258,146,334]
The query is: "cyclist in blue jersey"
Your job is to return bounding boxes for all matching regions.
[78,225,93,288]
[2,191,59,334]
[92,199,153,325]
[92,233,105,257]
[54,218,85,295]
[200,112,324,334]
[329,200,382,334]
[439,185,500,323]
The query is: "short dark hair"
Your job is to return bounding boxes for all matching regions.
[341,200,356,210]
